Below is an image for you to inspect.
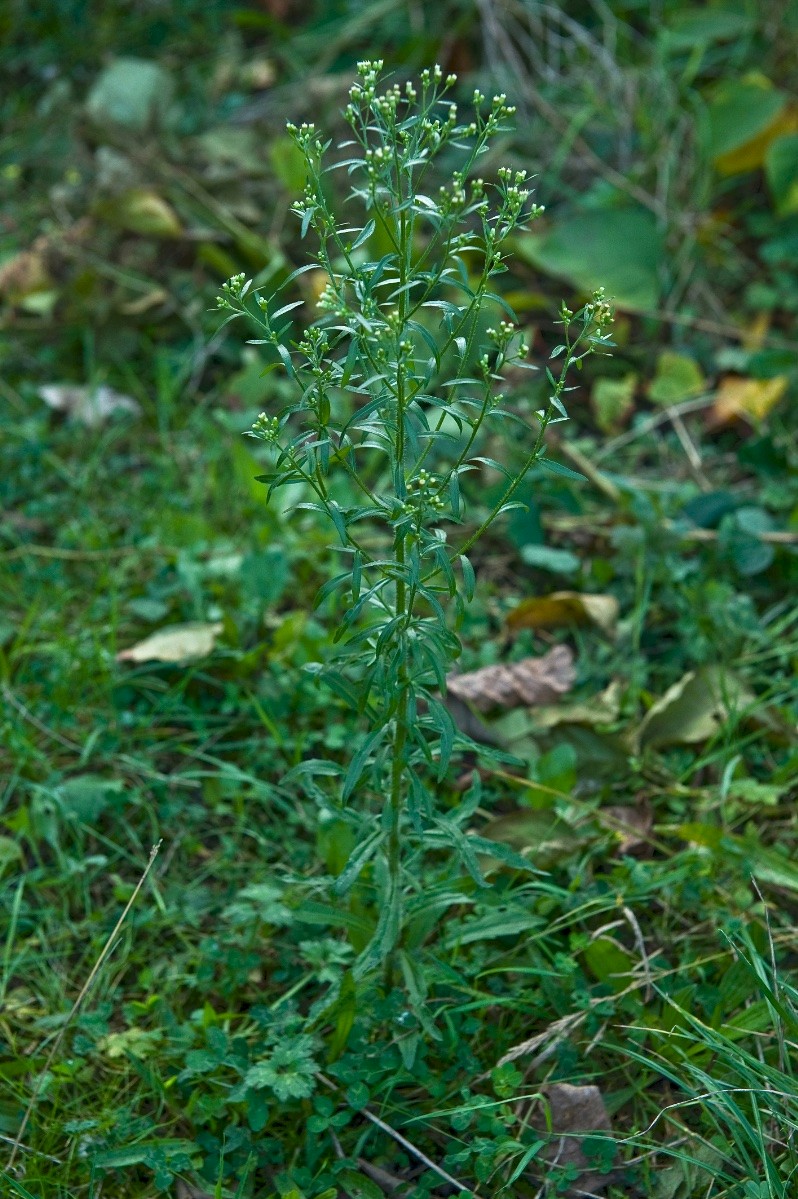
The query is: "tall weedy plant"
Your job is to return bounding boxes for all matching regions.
[218,61,613,984]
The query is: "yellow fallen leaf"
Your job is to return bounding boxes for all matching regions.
[507,592,619,636]
[117,622,223,663]
[712,375,788,425]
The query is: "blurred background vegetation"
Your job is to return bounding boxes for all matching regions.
[2,2,798,1197]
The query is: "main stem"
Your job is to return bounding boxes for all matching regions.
[385,185,411,988]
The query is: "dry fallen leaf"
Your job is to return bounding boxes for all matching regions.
[507,592,619,637]
[39,384,140,427]
[527,1082,616,1195]
[533,679,622,731]
[0,248,53,304]
[104,188,183,238]
[117,622,223,664]
[446,645,574,712]
[635,666,755,752]
[711,374,788,426]
[601,801,653,854]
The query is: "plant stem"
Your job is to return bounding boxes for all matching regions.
[385,675,407,989]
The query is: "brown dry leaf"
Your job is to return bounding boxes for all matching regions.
[176,1183,213,1199]
[117,622,223,664]
[446,645,574,712]
[535,1082,616,1195]
[120,287,170,315]
[39,384,140,427]
[0,248,53,303]
[601,802,653,853]
[712,374,788,426]
[0,219,92,310]
[507,592,619,636]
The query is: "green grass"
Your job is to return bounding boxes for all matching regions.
[2,1,798,1196]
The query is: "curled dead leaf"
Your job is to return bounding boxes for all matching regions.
[507,592,619,636]
[447,645,575,712]
[117,622,223,664]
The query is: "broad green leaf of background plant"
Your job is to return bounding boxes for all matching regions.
[592,372,637,432]
[707,75,793,175]
[765,133,798,214]
[662,7,754,51]
[648,351,705,406]
[515,206,664,312]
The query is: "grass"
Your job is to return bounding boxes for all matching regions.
[2,1,798,1196]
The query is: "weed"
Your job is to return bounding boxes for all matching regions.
[217,61,614,985]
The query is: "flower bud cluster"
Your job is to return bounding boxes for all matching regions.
[217,272,249,308]
[316,281,344,314]
[583,287,614,329]
[406,470,446,515]
[297,325,330,362]
[286,122,323,157]
[249,413,280,443]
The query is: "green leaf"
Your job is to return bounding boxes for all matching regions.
[765,134,798,215]
[515,206,665,312]
[536,457,586,482]
[351,219,376,250]
[648,351,705,406]
[340,724,385,800]
[326,971,357,1062]
[102,189,182,238]
[246,1043,318,1102]
[337,1169,383,1199]
[332,832,384,895]
[707,76,788,173]
[663,8,753,51]
[459,554,475,601]
[582,935,634,992]
[592,372,637,433]
[1,1171,41,1199]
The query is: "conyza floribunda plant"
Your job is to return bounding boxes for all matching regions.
[217,61,614,983]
